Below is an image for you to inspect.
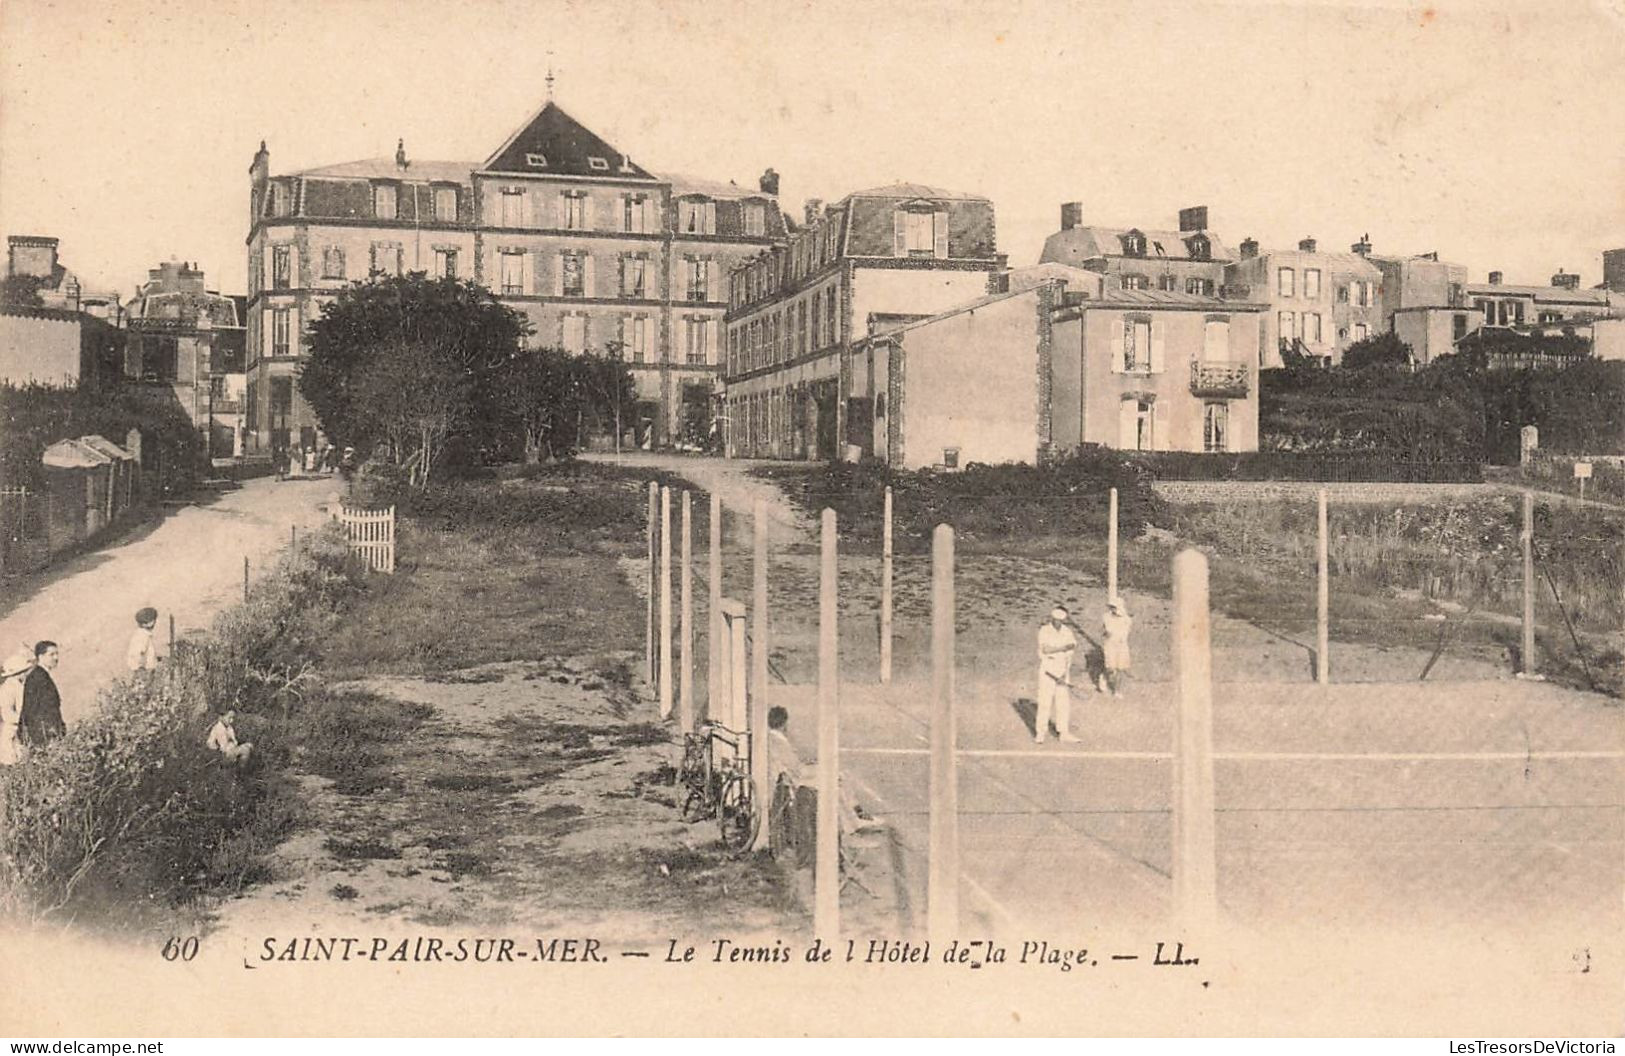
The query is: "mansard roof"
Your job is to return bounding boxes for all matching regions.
[482,101,657,181]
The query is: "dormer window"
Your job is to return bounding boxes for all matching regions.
[1121,230,1147,258]
[588,156,610,172]
[1186,235,1211,262]
[525,153,548,168]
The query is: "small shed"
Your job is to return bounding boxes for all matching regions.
[40,434,135,549]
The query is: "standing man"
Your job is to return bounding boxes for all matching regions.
[1035,605,1080,744]
[126,607,160,674]
[20,640,65,746]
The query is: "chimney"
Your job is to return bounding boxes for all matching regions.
[395,138,408,170]
[1605,248,1625,293]
[1551,268,1580,290]
[1351,233,1372,256]
[1060,202,1083,231]
[250,140,270,181]
[7,235,59,280]
[759,167,780,196]
[1178,205,1208,233]
[1488,271,1503,285]
[1239,237,1259,260]
[1421,251,1439,261]
[1298,237,1317,253]
[803,198,824,226]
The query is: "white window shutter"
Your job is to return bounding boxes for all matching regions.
[262,308,274,354]
[1149,402,1162,452]
[1109,319,1126,373]
[893,211,907,257]
[707,317,718,363]
[933,211,949,259]
[555,193,567,229]
[704,201,717,235]
[583,195,596,232]
[288,246,299,287]
[551,254,564,297]
[583,254,596,297]
[522,252,534,295]
[261,249,271,292]
[1150,319,1166,373]
[1118,399,1137,449]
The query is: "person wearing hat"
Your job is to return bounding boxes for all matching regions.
[126,607,161,674]
[1099,596,1135,698]
[0,646,36,766]
[1035,605,1081,744]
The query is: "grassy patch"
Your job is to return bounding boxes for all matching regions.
[323,464,676,676]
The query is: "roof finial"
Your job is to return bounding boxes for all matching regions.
[546,53,556,102]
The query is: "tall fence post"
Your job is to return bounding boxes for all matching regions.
[1172,548,1217,930]
[243,556,249,602]
[750,499,771,848]
[659,486,673,719]
[1316,488,1329,685]
[646,482,658,684]
[707,492,722,724]
[815,508,841,942]
[1107,486,1119,601]
[928,523,959,943]
[679,490,693,733]
[168,613,175,657]
[291,524,297,550]
[1522,490,1537,676]
[880,485,893,685]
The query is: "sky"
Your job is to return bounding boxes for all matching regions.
[2,0,1623,300]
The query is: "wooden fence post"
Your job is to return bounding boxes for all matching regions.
[1522,491,1536,676]
[881,485,893,684]
[1108,486,1119,601]
[680,490,693,732]
[815,508,841,942]
[1172,548,1217,929]
[243,556,249,602]
[1317,488,1329,685]
[928,523,959,943]
[659,486,673,719]
[707,492,722,724]
[750,499,771,847]
[646,482,658,684]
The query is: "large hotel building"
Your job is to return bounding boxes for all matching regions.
[244,100,783,453]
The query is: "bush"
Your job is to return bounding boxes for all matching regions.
[0,527,366,920]
[758,447,1168,550]
[0,382,207,494]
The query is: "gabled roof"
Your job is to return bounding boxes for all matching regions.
[1042,226,1236,265]
[290,159,476,183]
[481,101,656,180]
[841,182,986,202]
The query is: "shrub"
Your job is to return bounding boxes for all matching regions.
[759,447,1167,550]
[0,525,366,920]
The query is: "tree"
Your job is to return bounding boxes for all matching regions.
[497,346,635,462]
[0,274,45,309]
[298,274,525,484]
[352,340,470,487]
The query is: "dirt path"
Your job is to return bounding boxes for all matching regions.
[0,476,338,726]
[208,657,798,943]
[580,452,814,543]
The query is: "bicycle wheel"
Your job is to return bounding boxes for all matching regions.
[717,773,759,855]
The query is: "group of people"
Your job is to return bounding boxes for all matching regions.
[0,640,64,765]
[0,606,251,768]
[1034,596,1134,745]
[274,443,354,482]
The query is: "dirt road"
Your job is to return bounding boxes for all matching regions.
[0,476,339,725]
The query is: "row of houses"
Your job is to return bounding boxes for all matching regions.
[237,94,1624,469]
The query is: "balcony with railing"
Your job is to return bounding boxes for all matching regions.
[1189,360,1250,398]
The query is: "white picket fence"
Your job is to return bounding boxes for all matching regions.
[335,504,396,573]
